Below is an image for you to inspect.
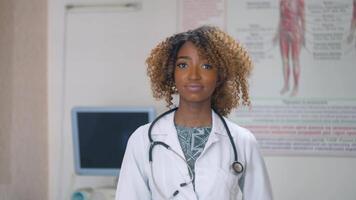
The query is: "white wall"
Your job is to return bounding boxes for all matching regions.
[266,156,356,199]
[49,0,356,200]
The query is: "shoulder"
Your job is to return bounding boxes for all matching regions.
[128,110,175,144]
[122,123,152,167]
[212,111,257,144]
[224,118,258,145]
[224,118,255,139]
[127,123,151,145]
[124,123,153,159]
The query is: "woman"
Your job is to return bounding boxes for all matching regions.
[115,26,273,200]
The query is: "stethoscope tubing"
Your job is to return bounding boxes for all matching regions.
[149,107,239,164]
[212,108,238,162]
[147,107,243,199]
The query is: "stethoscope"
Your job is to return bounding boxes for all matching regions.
[148,107,244,199]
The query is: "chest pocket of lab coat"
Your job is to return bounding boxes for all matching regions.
[206,168,243,200]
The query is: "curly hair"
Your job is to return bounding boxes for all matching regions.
[146,25,253,116]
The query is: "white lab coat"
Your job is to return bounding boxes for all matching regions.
[115,110,273,200]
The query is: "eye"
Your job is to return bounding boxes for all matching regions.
[176,63,188,69]
[201,64,213,69]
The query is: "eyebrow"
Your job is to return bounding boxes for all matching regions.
[176,56,191,60]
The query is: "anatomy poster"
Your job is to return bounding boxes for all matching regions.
[178,0,226,31]
[227,0,356,156]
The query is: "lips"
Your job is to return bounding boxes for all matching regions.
[185,84,203,92]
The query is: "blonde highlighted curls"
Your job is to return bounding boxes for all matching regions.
[146,25,253,116]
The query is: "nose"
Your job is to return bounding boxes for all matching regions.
[188,65,201,80]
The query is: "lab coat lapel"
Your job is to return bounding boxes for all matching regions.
[161,112,185,159]
[155,111,191,179]
[202,111,225,151]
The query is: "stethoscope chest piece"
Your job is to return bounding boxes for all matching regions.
[232,161,244,174]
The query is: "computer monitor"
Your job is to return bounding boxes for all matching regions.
[71,106,155,176]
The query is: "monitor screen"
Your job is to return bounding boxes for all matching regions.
[71,107,155,176]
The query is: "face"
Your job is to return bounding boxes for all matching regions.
[174,41,218,106]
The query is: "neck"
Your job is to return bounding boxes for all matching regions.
[174,102,212,127]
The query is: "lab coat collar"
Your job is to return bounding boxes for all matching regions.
[151,109,229,154]
[150,109,230,184]
[151,109,228,135]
